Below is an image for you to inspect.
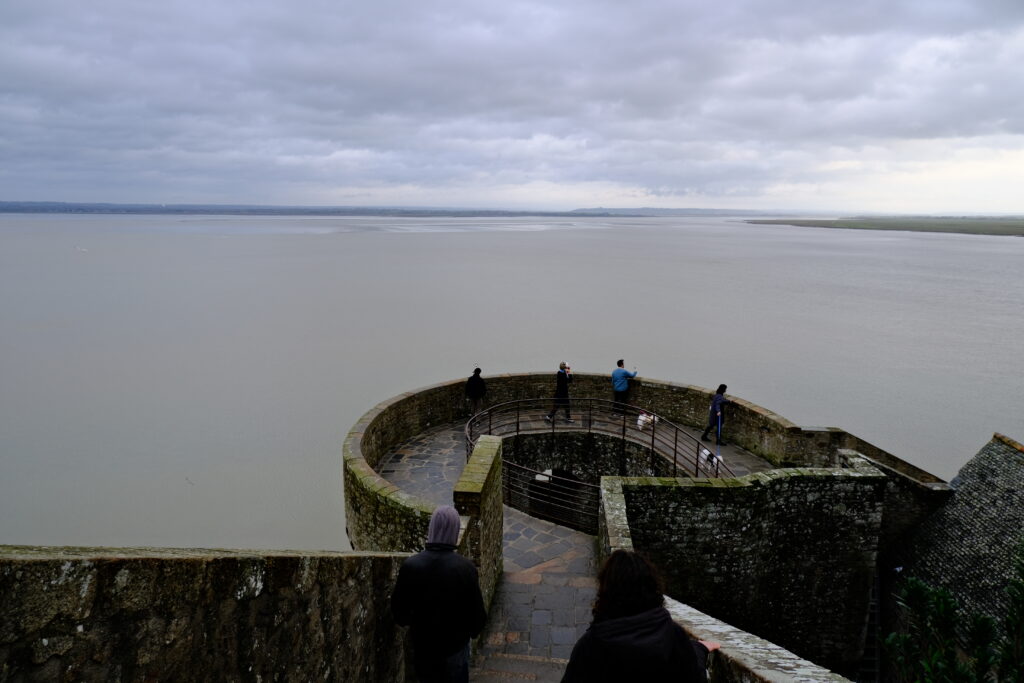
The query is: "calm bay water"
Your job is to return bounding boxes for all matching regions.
[1,214,1022,551]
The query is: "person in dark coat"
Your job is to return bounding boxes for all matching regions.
[465,368,486,415]
[562,550,720,683]
[700,384,729,445]
[391,506,487,683]
[545,361,574,423]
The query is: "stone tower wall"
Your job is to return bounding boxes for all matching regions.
[600,455,887,674]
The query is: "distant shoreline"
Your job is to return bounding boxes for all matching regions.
[3,203,1022,236]
[747,217,1024,237]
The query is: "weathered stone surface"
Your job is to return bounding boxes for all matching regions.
[898,433,1024,641]
[6,374,957,683]
[454,436,504,609]
[0,548,407,682]
[665,596,851,683]
[599,456,886,674]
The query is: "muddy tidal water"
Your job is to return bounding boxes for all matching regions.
[1,214,1022,550]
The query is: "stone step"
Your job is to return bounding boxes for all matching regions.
[470,652,567,682]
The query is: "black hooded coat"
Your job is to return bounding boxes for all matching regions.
[561,606,708,683]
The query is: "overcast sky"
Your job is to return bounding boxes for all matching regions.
[2,0,1022,212]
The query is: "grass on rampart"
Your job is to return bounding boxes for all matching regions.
[747,217,1024,237]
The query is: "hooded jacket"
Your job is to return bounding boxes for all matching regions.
[391,543,487,658]
[561,606,708,683]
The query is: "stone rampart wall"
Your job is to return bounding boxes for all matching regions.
[0,547,407,682]
[599,456,886,675]
[505,431,676,482]
[454,372,942,479]
[344,373,944,557]
[453,436,504,609]
[598,480,851,683]
[343,381,467,553]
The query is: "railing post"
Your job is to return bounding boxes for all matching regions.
[488,408,492,435]
[516,401,521,437]
[672,427,678,477]
[695,441,700,477]
[650,417,657,472]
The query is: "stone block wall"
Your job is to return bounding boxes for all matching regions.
[605,457,886,674]
[465,373,942,483]
[898,433,1024,641]
[598,481,851,683]
[453,436,504,609]
[343,381,467,553]
[665,597,851,683]
[505,431,677,483]
[0,547,407,682]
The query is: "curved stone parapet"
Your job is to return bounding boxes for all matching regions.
[348,374,946,561]
[342,371,945,553]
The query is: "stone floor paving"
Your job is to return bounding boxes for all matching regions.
[376,419,775,681]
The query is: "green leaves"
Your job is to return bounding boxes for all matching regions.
[886,543,1024,682]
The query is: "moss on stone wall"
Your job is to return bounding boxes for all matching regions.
[0,548,407,682]
[599,456,887,674]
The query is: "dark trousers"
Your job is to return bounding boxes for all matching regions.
[413,642,470,683]
[701,415,724,443]
[548,397,571,419]
[612,390,629,414]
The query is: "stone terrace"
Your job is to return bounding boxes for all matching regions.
[376,420,776,681]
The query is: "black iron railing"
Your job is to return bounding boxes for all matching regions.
[465,397,735,479]
[503,461,600,534]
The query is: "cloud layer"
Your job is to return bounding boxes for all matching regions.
[2,0,1023,211]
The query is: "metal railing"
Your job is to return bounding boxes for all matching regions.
[465,397,735,479]
[503,462,600,534]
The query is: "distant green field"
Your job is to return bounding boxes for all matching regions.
[747,217,1024,237]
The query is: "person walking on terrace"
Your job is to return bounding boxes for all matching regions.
[700,384,729,446]
[391,505,487,683]
[562,549,720,683]
[545,361,574,423]
[610,359,638,415]
[465,367,486,416]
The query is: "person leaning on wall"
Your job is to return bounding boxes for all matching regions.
[610,359,638,415]
[561,549,720,683]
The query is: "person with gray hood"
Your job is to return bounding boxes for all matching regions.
[391,505,487,683]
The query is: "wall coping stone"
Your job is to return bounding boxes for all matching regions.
[994,432,1024,453]
[0,546,400,560]
[665,597,851,683]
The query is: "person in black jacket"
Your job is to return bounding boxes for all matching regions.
[465,368,486,416]
[392,506,487,683]
[562,550,720,683]
[544,361,574,423]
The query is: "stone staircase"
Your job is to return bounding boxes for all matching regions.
[470,649,567,682]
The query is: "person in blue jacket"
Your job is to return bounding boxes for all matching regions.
[610,359,638,415]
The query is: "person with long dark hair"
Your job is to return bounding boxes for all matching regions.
[562,550,720,682]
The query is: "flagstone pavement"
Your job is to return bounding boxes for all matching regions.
[376,420,774,680]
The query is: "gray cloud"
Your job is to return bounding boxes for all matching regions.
[2,0,1023,210]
